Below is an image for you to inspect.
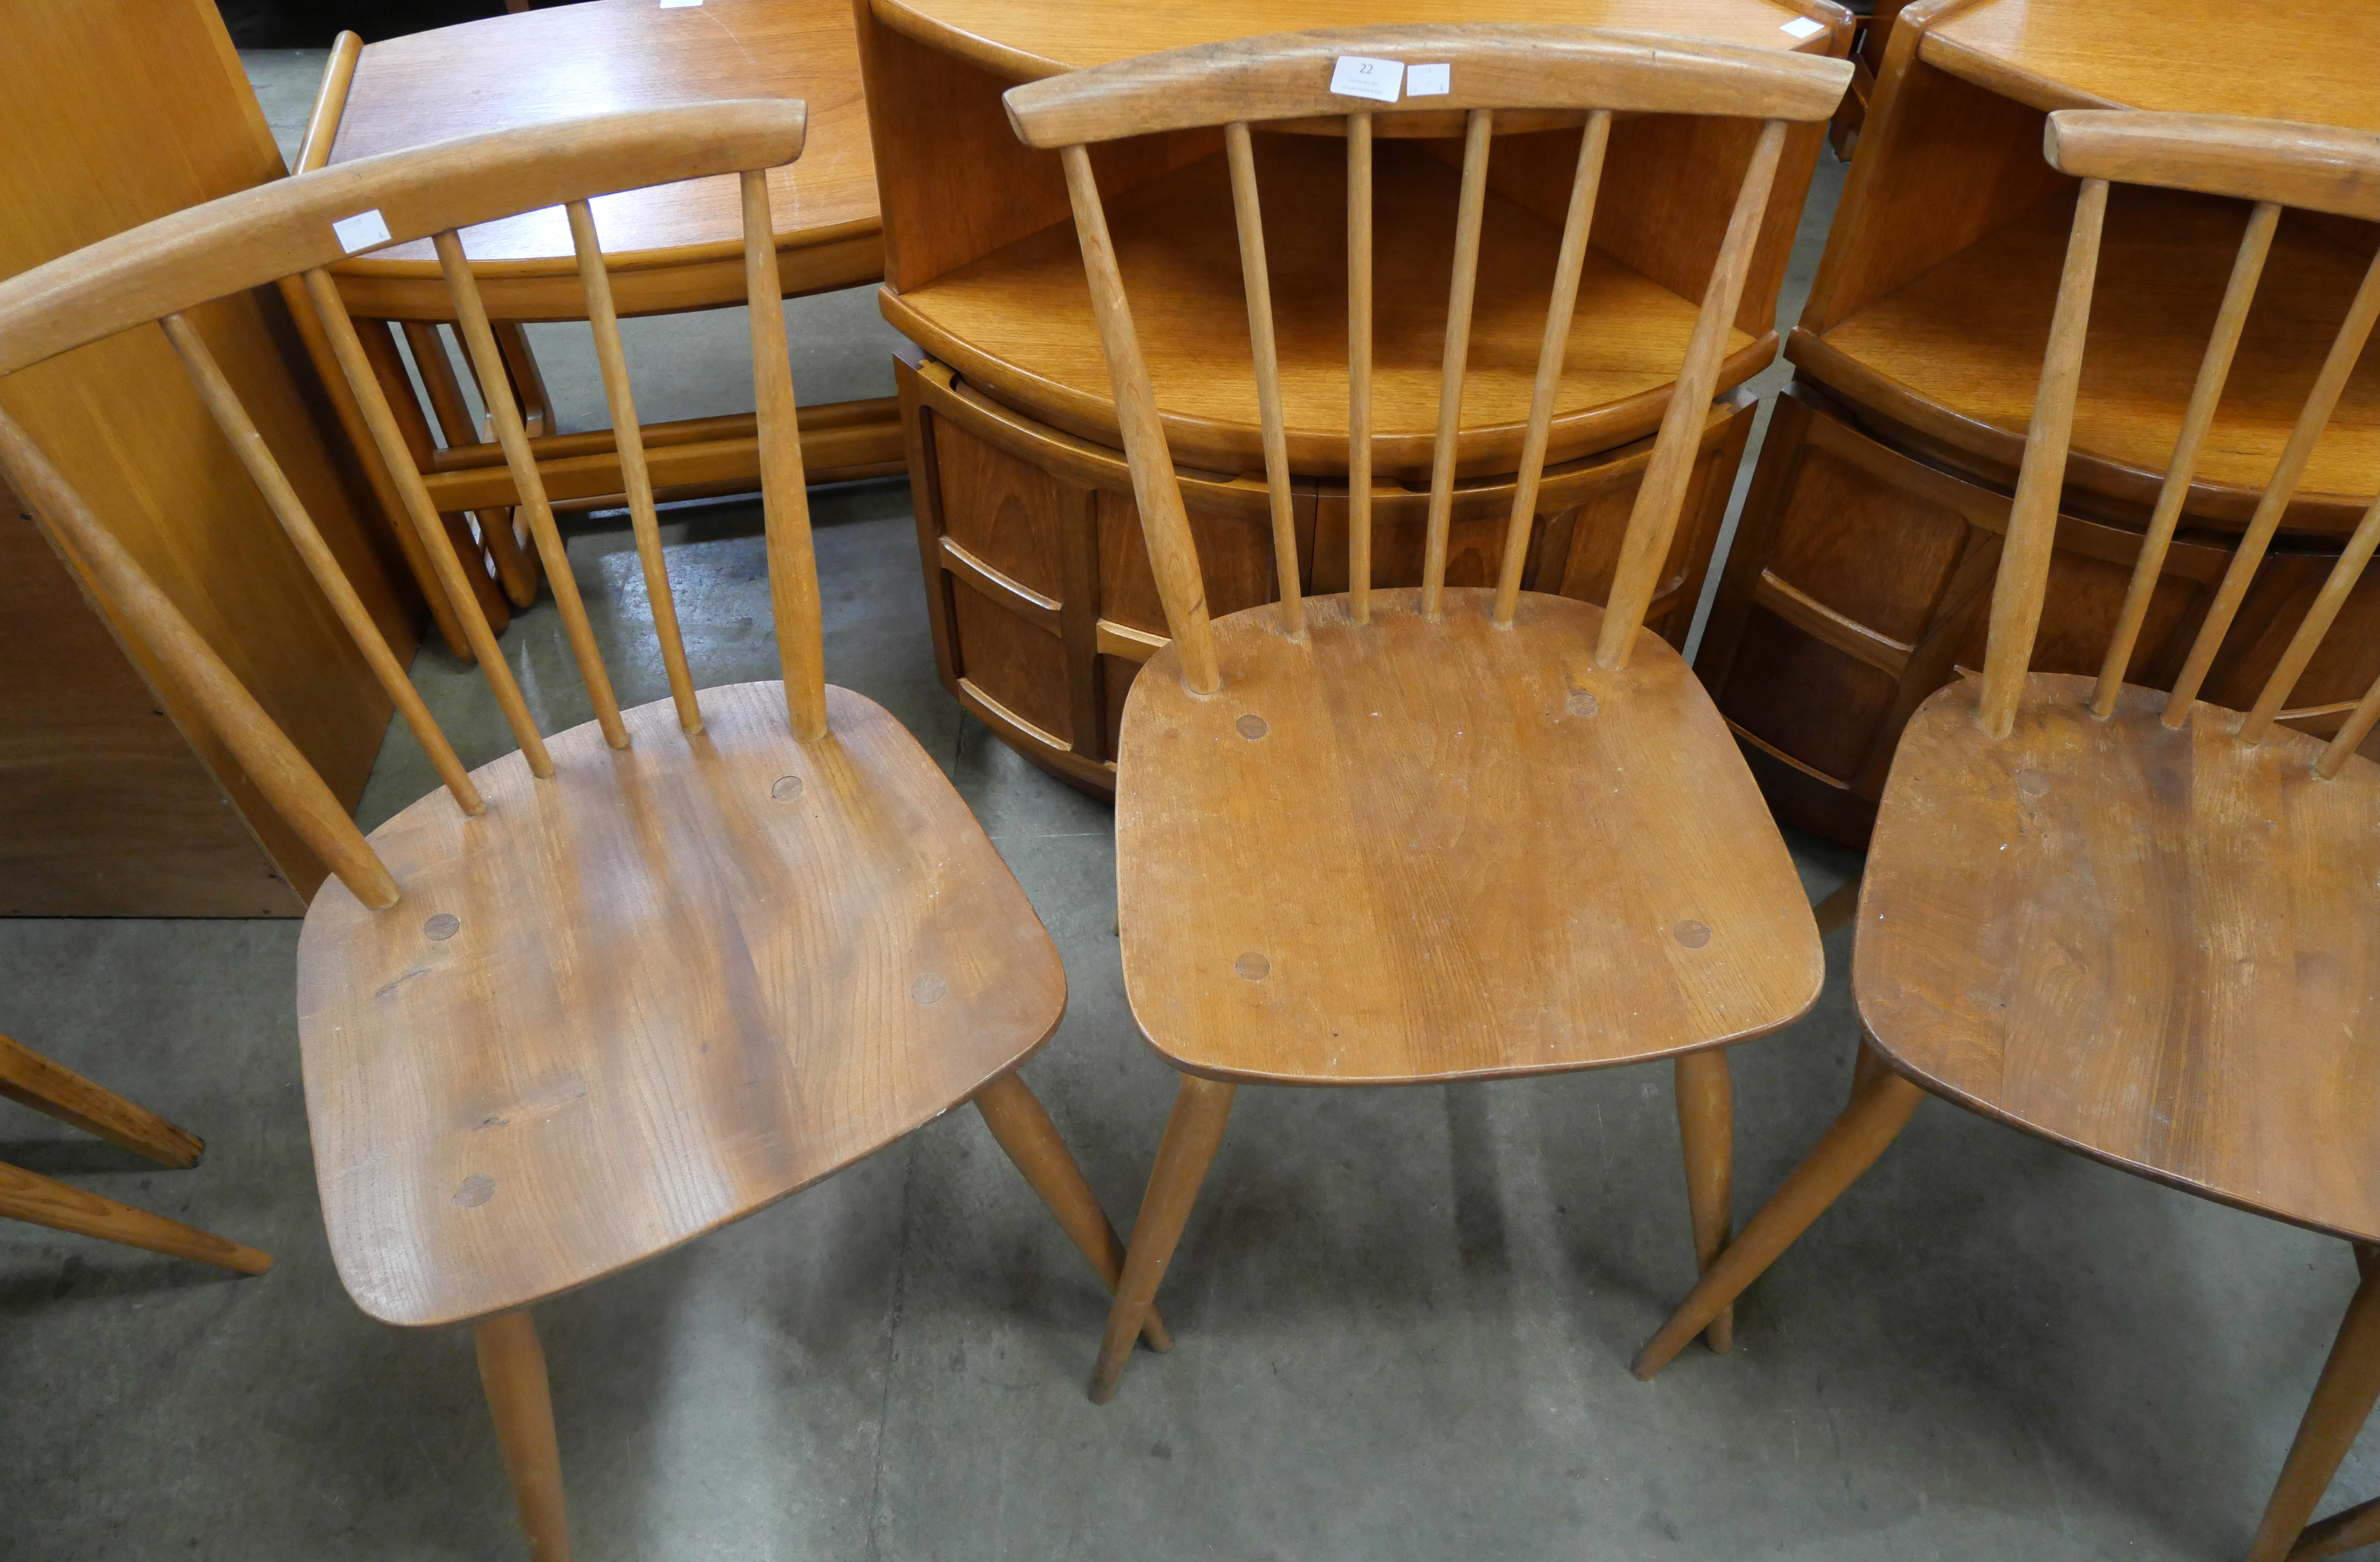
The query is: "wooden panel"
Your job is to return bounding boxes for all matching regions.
[1725,607,1898,782]
[950,575,1073,744]
[1097,488,1283,635]
[0,488,297,916]
[930,415,1068,598]
[1765,440,1971,643]
[0,0,415,913]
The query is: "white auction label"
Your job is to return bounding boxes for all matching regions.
[1779,16,1826,37]
[660,0,703,8]
[1405,63,1451,97]
[330,209,393,253]
[1329,56,1404,103]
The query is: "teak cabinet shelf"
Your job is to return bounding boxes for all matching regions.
[1703,0,2380,847]
[859,0,1852,792]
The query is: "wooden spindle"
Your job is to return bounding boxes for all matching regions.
[1493,111,1611,627]
[2163,245,2380,728]
[436,230,630,751]
[1420,109,1494,622]
[2320,669,2380,780]
[1061,143,1220,693]
[1347,112,1374,626]
[301,268,554,777]
[1595,119,1788,671]
[1974,178,2108,739]
[0,402,399,909]
[2243,490,2380,746]
[2091,201,2277,717]
[1224,121,1304,641]
[741,169,829,739]
[161,312,484,815]
[566,200,704,735]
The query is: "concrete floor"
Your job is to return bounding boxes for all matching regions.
[0,51,2371,1562]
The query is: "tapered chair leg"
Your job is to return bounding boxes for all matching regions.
[1673,1048,1735,1353]
[1635,1068,1926,1378]
[1090,1074,1236,1405]
[1847,1033,1892,1110]
[0,1030,204,1168]
[972,1070,1172,1351]
[2246,1258,2380,1562]
[2289,1495,2380,1561]
[0,1160,269,1273]
[476,1309,572,1562]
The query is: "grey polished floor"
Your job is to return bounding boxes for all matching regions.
[0,51,2369,1562]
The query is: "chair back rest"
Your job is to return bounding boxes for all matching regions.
[0,101,820,913]
[1977,110,2380,776]
[1003,26,1851,693]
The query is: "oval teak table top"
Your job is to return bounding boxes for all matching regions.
[326,0,880,274]
[874,0,1840,79]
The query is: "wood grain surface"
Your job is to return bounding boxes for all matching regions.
[1803,184,2380,525]
[2047,112,2380,226]
[1002,26,1850,149]
[877,0,1848,82]
[296,683,1067,1327]
[1925,0,2380,132]
[327,0,879,281]
[886,133,1765,479]
[1116,588,1821,1085]
[1856,672,2380,1243]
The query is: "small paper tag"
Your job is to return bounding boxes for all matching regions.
[1405,63,1452,98]
[660,0,702,8]
[331,209,393,253]
[1329,56,1404,103]
[1779,16,1826,38]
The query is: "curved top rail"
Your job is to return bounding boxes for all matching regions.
[1003,25,1853,149]
[0,99,808,377]
[2046,110,2380,223]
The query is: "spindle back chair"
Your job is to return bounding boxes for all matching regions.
[1634,110,2380,1562]
[0,102,1162,1561]
[1004,27,1852,1402]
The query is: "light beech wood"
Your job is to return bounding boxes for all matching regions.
[399,319,542,611]
[1495,112,1612,626]
[437,229,630,751]
[2089,201,2276,717]
[568,200,701,736]
[1977,176,2105,738]
[1224,120,1304,640]
[304,267,556,778]
[0,1160,272,1276]
[2292,1497,2380,1562]
[1000,23,1851,142]
[1636,1068,1924,1376]
[2044,113,2380,226]
[0,1031,202,1170]
[1346,112,1374,625]
[1421,110,1496,620]
[1673,1048,1736,1353]
[2241,492,2380,746]
[971,1072,1172,1352]
[1595,117,1788,669]
[1044,29,1828,1398]
[744,170,829,742]
[161,311,483,815]
[2248,1263,2380,1562]
[1092,1075,1236,1404]
[476,1311,572,1562]
[1058,143,1221,694]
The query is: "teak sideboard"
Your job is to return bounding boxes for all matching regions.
[858,0,1853,794]
[1699,0,2380,846]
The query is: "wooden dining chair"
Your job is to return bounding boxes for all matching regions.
[1634,111,2380,1561]
[0,99,1163,1560]
[1,1028,270,1276]
[1004,27,1852,1402]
